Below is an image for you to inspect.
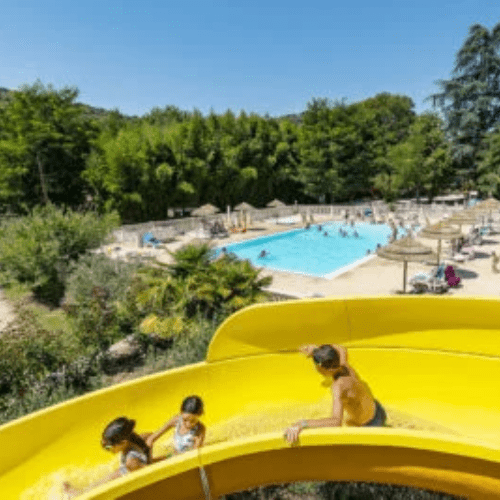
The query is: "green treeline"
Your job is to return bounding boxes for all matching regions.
[2,22,500,222]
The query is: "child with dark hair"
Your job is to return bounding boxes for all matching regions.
[284,344,386,444]
[63,416,162,497]
[148,395,206,455]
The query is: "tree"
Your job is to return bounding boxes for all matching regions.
[428,23,500,187]
[384,113,453,201]
[0,80,98,211]
[477,127,500,196]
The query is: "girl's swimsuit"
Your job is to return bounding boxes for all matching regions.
[362,400,387,427]
[119,445,149,475]
[173,419,200,453]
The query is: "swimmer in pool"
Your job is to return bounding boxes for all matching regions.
[147,396,206,456]
[258,250,268,258]
[317,225,322,231]
[284,345,386,444]
[353,230,359,238]
[63,417,164,498]
[324,231,328,237]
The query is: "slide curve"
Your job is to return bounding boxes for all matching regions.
[1,296,500,499]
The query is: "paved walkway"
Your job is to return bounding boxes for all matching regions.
[0,288,15,333]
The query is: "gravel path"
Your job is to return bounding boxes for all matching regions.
[0,288,15,333]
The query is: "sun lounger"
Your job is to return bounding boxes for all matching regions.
[479,225,492,236]
[142,232,161,248]
[409,264,447,293]
[450,252,468,263]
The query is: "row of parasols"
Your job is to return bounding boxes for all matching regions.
[377,197,500,292]
[191,200,285,217]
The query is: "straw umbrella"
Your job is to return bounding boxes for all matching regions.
[191,203,220,217]
[234,202,255,212]
[418,222,462,265]
[444,210,480,233]
[234,202,255,230]
[377,237,437,293]
[266,199,286,208]
[472,197,500,223]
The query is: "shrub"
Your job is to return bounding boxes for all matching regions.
[64,253,142,348]
[129,244,272,341]
[0,308,81,396]
[0,204,120,305]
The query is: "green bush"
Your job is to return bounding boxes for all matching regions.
[65,253,141,305]
[0,204,120,305]
[64,253,142,348]
[130,244,272,341]
[0,308,81,396]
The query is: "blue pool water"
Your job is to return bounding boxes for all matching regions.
[214,222,414,277]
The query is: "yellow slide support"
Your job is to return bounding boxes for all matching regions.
[1,296,500,499]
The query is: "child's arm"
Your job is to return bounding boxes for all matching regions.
[298,344,317,356]
[284,382,344,444]
[145,416,178,449]
[192,423,206,449]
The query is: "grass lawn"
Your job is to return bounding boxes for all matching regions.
[2,282,73,335]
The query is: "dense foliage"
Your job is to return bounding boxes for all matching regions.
[221,481,463,499]
[2,23,500,220]
[0,236,272,422]
[0,80,99,211]
[429,22,500,189]
[0,205,119,304]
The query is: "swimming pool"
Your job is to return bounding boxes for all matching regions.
[214,222,413,278]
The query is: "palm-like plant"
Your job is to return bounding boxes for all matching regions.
[128,244,273,340]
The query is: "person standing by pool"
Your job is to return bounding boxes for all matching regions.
[284,345,386,444]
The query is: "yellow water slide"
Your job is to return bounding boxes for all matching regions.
[1,296,500,500]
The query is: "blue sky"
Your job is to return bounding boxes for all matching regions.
[2,1,499,118]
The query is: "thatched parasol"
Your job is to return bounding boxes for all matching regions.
[266,199,287,208]
[471,197,500,222]
[475,196,500,210]
[234,202,255,212]
[445,210,480,232]
[418,222,462,265]
[191,203,220,217]
[377,237,437,293]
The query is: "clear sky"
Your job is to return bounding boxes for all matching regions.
[2,0,499,118]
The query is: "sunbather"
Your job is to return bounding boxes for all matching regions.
[284,344,386,444]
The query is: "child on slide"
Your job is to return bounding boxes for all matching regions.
[63,416,163,498]
[284,344,386,444]
[63,396,205,498]
[148,395,206,456]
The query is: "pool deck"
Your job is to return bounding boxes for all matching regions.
[103,214,500,299]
